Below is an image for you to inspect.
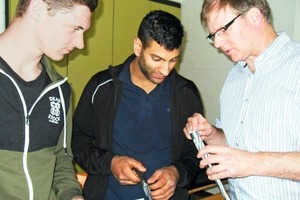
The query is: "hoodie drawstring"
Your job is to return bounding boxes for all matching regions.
[58,86,68,155]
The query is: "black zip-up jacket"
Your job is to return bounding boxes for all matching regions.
[72,55,204,200]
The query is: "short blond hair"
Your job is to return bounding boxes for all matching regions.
[200,0,272,28]
[15,0,98,17]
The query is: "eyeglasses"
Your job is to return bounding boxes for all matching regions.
[206,11,246,44]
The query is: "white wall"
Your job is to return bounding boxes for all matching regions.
[0,0,6,34]
[294,0,300,41]
[178,0,300,123]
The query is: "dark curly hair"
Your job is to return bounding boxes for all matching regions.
[137,10,184,51]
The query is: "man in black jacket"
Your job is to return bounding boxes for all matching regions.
[72,10,204,200]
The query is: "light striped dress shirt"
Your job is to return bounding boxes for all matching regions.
[216,32,300,199]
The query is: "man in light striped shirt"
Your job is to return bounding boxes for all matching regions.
[183,0,300,199]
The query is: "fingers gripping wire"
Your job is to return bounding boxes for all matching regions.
[190,130,231,200]
[134,169,153,200]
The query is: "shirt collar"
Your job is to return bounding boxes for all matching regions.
[238,31,291,73]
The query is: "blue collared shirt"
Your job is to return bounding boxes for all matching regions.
[105,60,172,200]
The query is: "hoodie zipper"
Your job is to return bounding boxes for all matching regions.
[0,68,68,200]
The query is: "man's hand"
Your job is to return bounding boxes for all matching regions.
[183,113,226,146]
[183,113,214,141]
[147,166,179,200]
[198,145,255,180]
[111,155,146,185]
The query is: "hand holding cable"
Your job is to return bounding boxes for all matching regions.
[190,130,231,200]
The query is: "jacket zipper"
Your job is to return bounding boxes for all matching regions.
[0,68,67,200]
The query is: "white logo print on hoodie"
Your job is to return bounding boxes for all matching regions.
[48,96,61,124]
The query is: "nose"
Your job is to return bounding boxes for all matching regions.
[214,37,224,49]
[74,33,85,49]
[159,62,172,76]
[213,33,225,49]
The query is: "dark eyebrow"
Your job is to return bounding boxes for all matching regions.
[76,25,84,30]
[151,54,180,61]
[72,23,85,31]
[151,54,164,60]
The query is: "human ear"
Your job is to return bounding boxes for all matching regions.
[133,37,142,57]
[28,0,48,21]
[246,7,264,27]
